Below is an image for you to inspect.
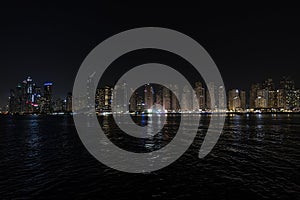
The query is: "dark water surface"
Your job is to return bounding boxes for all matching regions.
[0,114,299,199]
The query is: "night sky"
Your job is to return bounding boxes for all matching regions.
[1,3,300,107]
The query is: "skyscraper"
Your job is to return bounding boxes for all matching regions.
[144,84,154,110]
[97,86,112,113]
[43,82,53,113]
[240,90,246,110]
[129,89,138,112]
[228,89,241,111]
[66,92,72,112]
[112,82,128,113]
[8,89,16,113]
[262,78,277,109]
[277,89,285,109]
[250,83,260,109]
[194,82,205,110]
[170,84,180,112]
[268,90,278,109]
[263,78,275,91]
[155,86,163,108]
[206,82,215,110]
[255,89,268,109]
[181,85,192,112]
[162,87,171,111]
[279,76,296,110]
[218,86,226,111]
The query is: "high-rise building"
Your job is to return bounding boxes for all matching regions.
[280,76,295,91]
[87,73,96,110]
[218,86,226,110]
[26,77,34,103]
[277,89,285,109]
[206,82,215,110]
[129,89,138,112]
[295,90,300,109]
[9,77,42,114]
[268,90,278,109]
[8,89,17,113]
[15,84,23,113]
[43,82,53,113]
[136,95,144,113]
[162,87,171,111]
[250,83,260,109]
[170,84,180,112]
[263,78,275,91]
[255,89,268,108]
[112,82,128,113]
[181,85,192,112]
[279,76,296,110]
[261,78,277,109]
[97,86,112,113]
[53,98,64,112]
[240,90,246,110]
[228,89,241,111]
[66,92,72,112]
[155,86,163,107]
[24,77,35,113]
[290,90,300,110]
[144,84,154,110]
[194,82,205,110]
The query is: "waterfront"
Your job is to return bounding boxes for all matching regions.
[0,114,299,199]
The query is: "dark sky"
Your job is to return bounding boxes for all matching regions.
[1,3,300,107]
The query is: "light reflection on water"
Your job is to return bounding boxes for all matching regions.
[0,114,299,199]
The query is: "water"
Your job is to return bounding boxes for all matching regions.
[0,114,299,199]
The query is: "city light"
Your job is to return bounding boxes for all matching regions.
[4,76,300,115]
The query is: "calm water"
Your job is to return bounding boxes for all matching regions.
[0,114,299,199]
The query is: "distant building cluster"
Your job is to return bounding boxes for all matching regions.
[94,81,227,114]
[246,77,300,112]
[6,76,300,115]
[8,76,72,114]
[94,77,300,114]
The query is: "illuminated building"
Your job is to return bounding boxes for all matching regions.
[144,84,154,110]
[162,87,171,111]
[218,86,226,111]
[155,86,163,108]
[206,82,215,110]
[255,89,268,109]
[277,89,285,109]
[66,92,72,112]
[112,82,128,113]
[240,90,246,110]
[268,90,278,109]
[170,84,180,112]
[250,83,260,109]
[97,86,112,113]
[228,89,243,111]
[181,85,192,112]
[129,89,138,112]
[53,98,64,112]
[279,76,296,110]
[43,82,53,113]
[87,72,96,110]
[8,89,17,113]
[194,82,205,110]
[263,78,275,91]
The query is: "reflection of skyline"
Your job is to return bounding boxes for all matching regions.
[1,109,298,199]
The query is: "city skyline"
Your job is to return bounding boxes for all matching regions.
[3,75,299,114]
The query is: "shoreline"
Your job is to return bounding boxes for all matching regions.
[1,112,300,116]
